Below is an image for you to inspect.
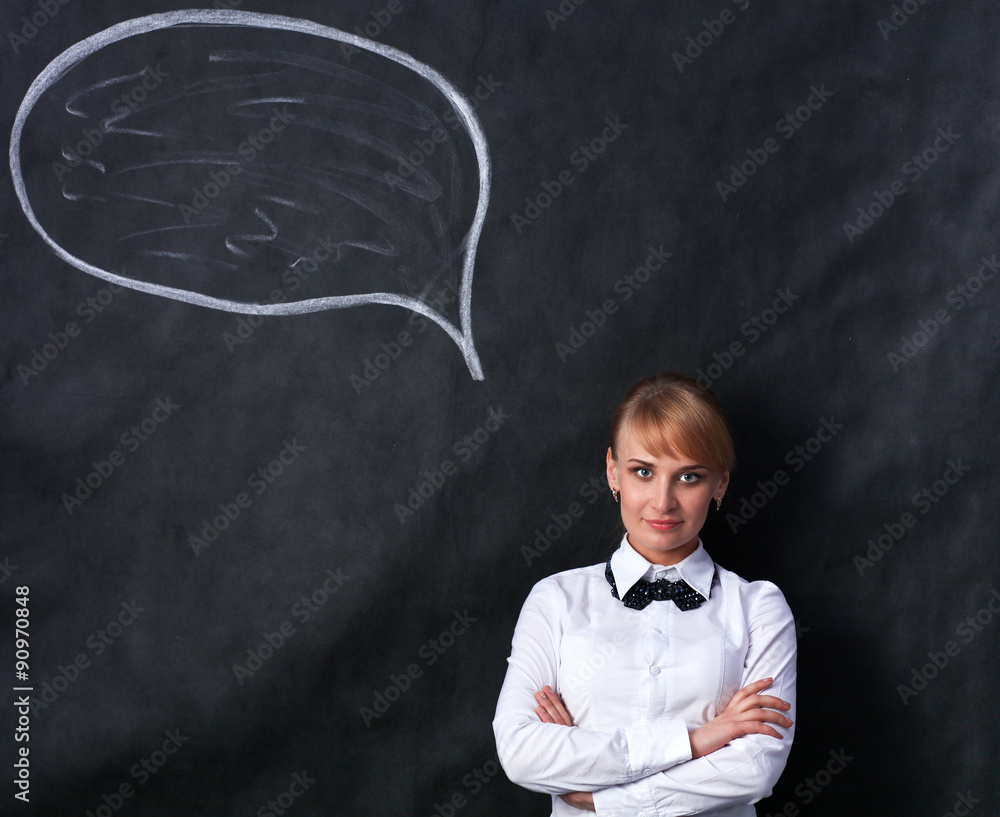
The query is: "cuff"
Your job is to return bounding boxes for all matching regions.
[592,776,657,817]
[593,719,689,817]
[626,717,692,778]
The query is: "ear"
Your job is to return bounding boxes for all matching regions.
[716,470,730,497]
[606,447,618,491]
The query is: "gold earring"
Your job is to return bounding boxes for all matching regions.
[612,489,620,503]
[715,497,722,511]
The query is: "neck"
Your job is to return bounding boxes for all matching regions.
[626,533,700,566]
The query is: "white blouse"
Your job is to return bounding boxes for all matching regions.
[493,537,796,817]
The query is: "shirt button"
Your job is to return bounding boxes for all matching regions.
[643,768,652,775]
[652,627,662,635]
[650,665,660,675]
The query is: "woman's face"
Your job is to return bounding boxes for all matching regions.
[606,423,729,566]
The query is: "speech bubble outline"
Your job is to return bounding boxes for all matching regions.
[9,9,489,379]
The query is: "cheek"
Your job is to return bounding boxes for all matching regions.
[621,489,647,514]
[686,494,712,515]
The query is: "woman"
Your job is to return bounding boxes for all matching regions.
[493,373,796,816]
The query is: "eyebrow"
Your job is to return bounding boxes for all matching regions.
[625,458,709,471]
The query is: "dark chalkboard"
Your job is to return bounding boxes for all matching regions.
[2,1,998,815]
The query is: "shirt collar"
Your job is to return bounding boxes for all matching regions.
[609,534,716,599]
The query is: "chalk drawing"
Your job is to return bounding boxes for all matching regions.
[10,10,489,379]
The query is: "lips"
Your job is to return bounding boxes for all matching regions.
[645,518,681,530]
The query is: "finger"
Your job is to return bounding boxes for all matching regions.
[536,687,571,725]
[729,678,774,704]
[536,704,554,723]
[749,724,784,739]
[535,698,560,722]
[725,693,791,716]
[542,688,574,725]
[751,695,792,711]
[730,694,790,713]
[728,720,787,740]
[535,688,572,725]
[734,708,794,727]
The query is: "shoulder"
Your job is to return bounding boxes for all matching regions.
[715,562,794,627]
[529,561,605,595]
[520,562,607,612]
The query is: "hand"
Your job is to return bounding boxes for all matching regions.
[534,688,595,810]
[559,791,596,811]
[534,685,574,726]
[689,677,793,759]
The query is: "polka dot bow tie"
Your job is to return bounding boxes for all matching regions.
[605,560,715,611]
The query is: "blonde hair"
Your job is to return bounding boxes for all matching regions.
[608,372,735,472]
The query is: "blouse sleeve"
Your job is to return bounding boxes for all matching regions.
[591,582,797,816]
[492,577,694,796]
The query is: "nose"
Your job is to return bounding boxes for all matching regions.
[652,479,677,513]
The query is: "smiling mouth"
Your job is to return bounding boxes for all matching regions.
[645,519,681,530]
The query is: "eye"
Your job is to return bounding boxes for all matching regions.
[632,467,653,479]
[678,472,702,483]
